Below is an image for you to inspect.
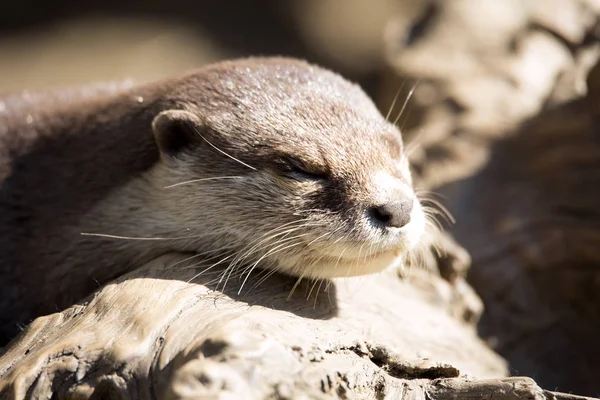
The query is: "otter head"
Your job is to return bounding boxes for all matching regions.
[150,58,425,279]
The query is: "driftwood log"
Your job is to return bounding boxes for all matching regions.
[0,251,591,399]
[0,250,496,398]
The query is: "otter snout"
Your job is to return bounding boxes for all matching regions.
[369,199,414,229]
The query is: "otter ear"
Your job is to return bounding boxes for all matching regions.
[152,110,205,157]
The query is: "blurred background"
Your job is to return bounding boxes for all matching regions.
[0,0,418,92]
[2,0,600,396]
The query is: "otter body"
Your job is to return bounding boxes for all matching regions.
[0,58,425,344]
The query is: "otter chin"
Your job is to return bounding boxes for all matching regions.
[0,56,426,343]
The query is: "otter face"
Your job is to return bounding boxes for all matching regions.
[151,58,426,279]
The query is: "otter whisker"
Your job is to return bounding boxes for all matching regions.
[415,190,448,200]
[422,205,449,229]
[331,224,358,246]
[231,219,311,260]
[405,245,417,272]
[258,218,318,239]
[305,228,340,247]
[312,279,324,308]
[333,246,349,273]
[306,278,320,301]
[367,233,377,262]
[234,233,310,280]
[404,127,429,159]
[385,81,406,122]
[324,279,336,309]
[300,253,329,282]
[347,243,366,278]
[237,223,313,259]
[167,252,211,270]
[171,247,239,271]
[324,278,333,293]
[244,236,309,276]
[164,176,242,189]
[223,224,310,282]
[287,275,305,300]
[191,126,256,170]
[393,81,419,126]
[225,220,316,275]
[79,232,204,241]
[187,253,237,284]
[237,241,306,294]
[245,267,281,295]
[300,208,340,217]
[220,233,284,291]
[420,199,455,224]
[405,142,420,158]
[422,209,444,232]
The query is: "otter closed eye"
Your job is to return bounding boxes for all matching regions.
[0,56,427,343]
[283,156,328,181]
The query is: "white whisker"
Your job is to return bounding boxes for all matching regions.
[238,241,305,294]
[224,220,314,278]
[385,81,406,122]
[312,279,324,308]
[80,232,201,241]
[192,126,256,170]
[419,198,455,224]
[247,267,280,294]
[187,253,236,284]
[287,275,305,300]
[394,81,419,126]
[307,278,320,301]
[165,176,241,188]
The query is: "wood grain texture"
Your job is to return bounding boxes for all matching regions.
[0,253,513,399]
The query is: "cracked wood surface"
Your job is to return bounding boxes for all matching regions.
[0,253,509,399]
[2,253,595,399]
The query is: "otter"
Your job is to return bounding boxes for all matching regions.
[0,57,425,344]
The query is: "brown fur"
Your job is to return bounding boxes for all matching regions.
[0,57,424,344]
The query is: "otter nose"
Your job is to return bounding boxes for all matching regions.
[370,199,413,228]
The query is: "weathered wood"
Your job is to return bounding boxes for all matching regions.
[0,252,513,399]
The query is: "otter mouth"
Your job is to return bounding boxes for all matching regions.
[246,201,426,279]
[306,236,409,261]
[324,246,403,262]
[284,245,407,279]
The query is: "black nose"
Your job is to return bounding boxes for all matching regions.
[369,199,413,228]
